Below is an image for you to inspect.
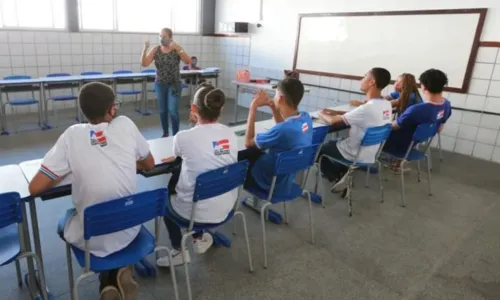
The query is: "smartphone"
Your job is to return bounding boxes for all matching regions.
[235,129,246,136]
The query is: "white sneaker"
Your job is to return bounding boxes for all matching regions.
[157,249,191,267]
[331,173,349,193]
[193,233,214,254]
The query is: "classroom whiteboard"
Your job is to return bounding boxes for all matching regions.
[293,9,487,93]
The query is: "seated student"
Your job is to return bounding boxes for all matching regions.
[157,83,238,267]
[317,67,392,195]
[28,82,155,300]
[243,77,313,196]
[350,73,422,115]
[184,56,204,85]
[383,69,451,173]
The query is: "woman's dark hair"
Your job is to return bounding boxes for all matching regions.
[192,83,225,122]
[161,28,173,38]
[398,73,421,114]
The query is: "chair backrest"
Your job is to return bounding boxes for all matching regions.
[274,144,320,175]
[4,75,31,80]
[312,126,329,145]
[360,124,393,147]
[0,192,22,229]
[412,123,437,144]
[83,188,168,240]
[81,71,103,76]
[113,70,133,75]
[193,160,249,203]
[141,69,156,73]
[47,73,71,77]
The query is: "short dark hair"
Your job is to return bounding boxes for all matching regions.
[419,69,448,93]
[161,28,173,38]
[277,78,304,109]
[191,56,197,60]
[79,82,115,121]
[370,67,391,89]
[193,83,225,122]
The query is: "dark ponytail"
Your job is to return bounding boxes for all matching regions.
[193,83,225,122]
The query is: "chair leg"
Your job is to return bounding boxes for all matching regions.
[283,202,288,225]
[400,161,406,207]
[260,202,272,269]
[235,211,254,272]
[304,191,315,244]
[347,171,353,217]
[181,232,195,300]
[365,167,370,187]
[314,165,319,195]
[438,133,443,162]
[15,259,22,286]
[417,160,421,182]
[17,252,49,300]
[66,243,75,300]
[428,148,433,171]
[378,161,384,203]
[426,155,433,196]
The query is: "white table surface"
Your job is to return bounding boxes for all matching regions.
[231,80,310,93]
[148,137,175,164]
[19,159,74,188]
[0,165,30,198]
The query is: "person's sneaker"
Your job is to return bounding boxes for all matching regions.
[331,173,349,193]
[193,233,214,254]
[116,267,138,300]
[100,286,122,300]
[157,249,191,267]
[162,133,169,138]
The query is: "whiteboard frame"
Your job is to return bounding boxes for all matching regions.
[292,8,488,93]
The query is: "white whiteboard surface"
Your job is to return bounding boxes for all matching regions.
[294,10,485,92]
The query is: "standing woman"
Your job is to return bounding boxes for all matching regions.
[141,28,192,137]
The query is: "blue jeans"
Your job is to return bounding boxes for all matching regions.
[154,82,181,136]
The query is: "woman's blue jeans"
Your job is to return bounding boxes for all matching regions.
[154,82,181,136]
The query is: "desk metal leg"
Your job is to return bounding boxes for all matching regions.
[0,91,8,135]
[228,85,247,126]
[77,81,84,123]
[29,199,45,271]
[40,85,51,130]
[140,79,151,116]
[215,76,218,87]
[21,201,41,299]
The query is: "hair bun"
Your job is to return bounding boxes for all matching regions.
[204,88,225,110]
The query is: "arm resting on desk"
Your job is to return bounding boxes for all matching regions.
[29,172,62,196]
[137,153,155,171]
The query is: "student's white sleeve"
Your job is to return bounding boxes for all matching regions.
[130,121,150,161]
[39,131,71,180]
[172,134,182,157]
[342,105,365,127]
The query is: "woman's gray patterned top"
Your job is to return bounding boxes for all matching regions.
[153,46,180,84]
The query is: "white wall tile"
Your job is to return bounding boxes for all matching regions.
[82,44,93,55]
[37,55,50,67]
[49,55,61,66]
[12,67,26,75]
[49,44,60,55]
[60,44,72,55]
[492,147,500,163]
[497,50,500,64]
[24,56,37,67]
[10,56,24,68]
[454,139,474,155]
[0,32,8,43]
[35,44,49,55]
[484,97,500,114]
[464,94,486,111]
[71,44,82,55]
[9,44,23,55]
[46,32,59,43]
[340,79,351,90]
[22,45,36,56]
[448,109,462,123]
[461,111,481,126]
[439,135,456,151]
[350,80,361,92]
[472,143,494,160]
[442,122,459,137]
[457,124,478,140]
[8,32,22,43]
[70,33,82,44]
[447,92,467,108]
[479,114,500,130]
[472,63,494,80]
[468,79,490,95]
[60,55,72,66]
[476,47,498,63]
[0,56,10,68]
[491,64,500,81]
[476,128,498,145]
[59,33,71,44]
[0,45,9,55]
[488,81,500,97]
[21,32,35,44]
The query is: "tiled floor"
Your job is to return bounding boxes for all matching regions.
[1,99,500,300]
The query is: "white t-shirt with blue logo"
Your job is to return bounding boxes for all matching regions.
[172,123,238,223]
[40,116,151,257]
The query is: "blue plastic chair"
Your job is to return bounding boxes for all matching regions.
[62,188,178,300]
[318,124,392,217]
[0,192,49,299]
[2,75,40,132]
[113,70,142,112]
[311,125,331,201]
[164,160,253,300]
[244,144,319,268]
[45,73,77,126]
[80,71,103,76]
[381,123,438,207]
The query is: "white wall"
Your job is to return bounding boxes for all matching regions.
[215,0,500,163]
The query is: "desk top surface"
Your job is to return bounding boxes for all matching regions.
[0,164,30,198]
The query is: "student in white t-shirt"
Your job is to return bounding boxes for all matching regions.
[157,83,238,267]
[318,68,392,196]
[28,82,155,300]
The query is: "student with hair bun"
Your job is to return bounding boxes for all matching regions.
[157,83,238,267]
